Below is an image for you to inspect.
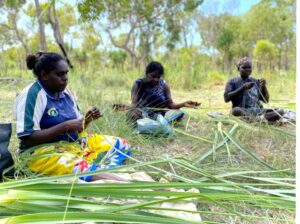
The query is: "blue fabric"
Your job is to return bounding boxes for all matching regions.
[99,139,132,169]
[135,78,167,109]
[39,81,79,143]
[79,164,98,182]
[112,139,132,165]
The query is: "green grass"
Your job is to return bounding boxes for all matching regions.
[0,68,296,223]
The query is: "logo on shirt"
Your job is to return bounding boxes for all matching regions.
[48,107,58,117]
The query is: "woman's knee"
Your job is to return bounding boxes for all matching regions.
[231,107,244,116]
[126,109,142,121]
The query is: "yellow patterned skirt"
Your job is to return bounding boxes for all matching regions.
[21,133,131,181]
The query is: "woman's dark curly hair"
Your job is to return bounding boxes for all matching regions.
[26,52,65,78]
[145,61,164,76]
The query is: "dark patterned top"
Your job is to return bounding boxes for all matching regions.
[135,78,168,109]
[224,76,263,109]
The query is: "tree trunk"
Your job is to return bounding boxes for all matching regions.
[11,10,29,56]
[257,62,262,73]
[47,4,73,68]
[106,28,139,69]
[278,44,282,71]
[284,41,289,71]
[105,13,142,69]
[1,9,30,57]
[34,0,47,51]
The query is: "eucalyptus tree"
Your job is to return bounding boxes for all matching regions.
[26,1,77,68]
[46,2,77,68]
[77,0,203,68]
[0,0,29,56]
[198,13,243,71]
[34,0,47,51]
[243,0,296,70]
[253,39,278,72]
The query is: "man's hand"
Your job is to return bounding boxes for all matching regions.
[85,107,101,124]
[183,101,201,108]
[243,82,255,90]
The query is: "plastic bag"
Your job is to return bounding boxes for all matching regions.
[137,114,174,135]
[283,110,296,123]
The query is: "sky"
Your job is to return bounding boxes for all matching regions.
[179,0,261,47]
[200,0,261,15]
[67,0,262,16]
[63,0,261,15]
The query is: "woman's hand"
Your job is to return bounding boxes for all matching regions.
[113,103,128,111]
[65,119,84,132]
[242,82,255,90]
[183,101,201,108]
[85,107,101,124]
[258,78,266,87]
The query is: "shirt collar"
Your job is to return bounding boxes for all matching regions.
[37,80,66,100]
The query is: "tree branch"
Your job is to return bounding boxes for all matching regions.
[0,23,13,30]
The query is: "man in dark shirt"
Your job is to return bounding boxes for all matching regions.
[224,57,282,122]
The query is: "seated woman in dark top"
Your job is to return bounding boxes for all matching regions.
[115,61,200,121]
[14,52,129,181]
[224,57,283,122]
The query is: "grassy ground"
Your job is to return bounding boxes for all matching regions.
[0,69,296,223]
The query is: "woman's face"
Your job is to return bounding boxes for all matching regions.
[239,61,252,79]
[41,60,69,93]
[145,71,161,87]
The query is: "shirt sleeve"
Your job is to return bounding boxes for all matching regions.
[224,79,235,100]
[65,88,82,119]
[75,104,82,119]
[14,84,46,139]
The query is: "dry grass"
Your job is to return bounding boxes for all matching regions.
[1,74,295,171]
[0,71,295,223]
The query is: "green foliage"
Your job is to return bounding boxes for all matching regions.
[108,50,127,68]
[43,2,77,35]
[77,0,106,20]
[159,47,212,89]
[0,0,296,74]
[216,29,234,51]
[253,39,278,71]
[77,0,203,66]
[197,0,295,72]
[244,0,295,44]
[205,70,225,86]
[3,0,26,8]
[254,40,278,57]
[80,24,101,51]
